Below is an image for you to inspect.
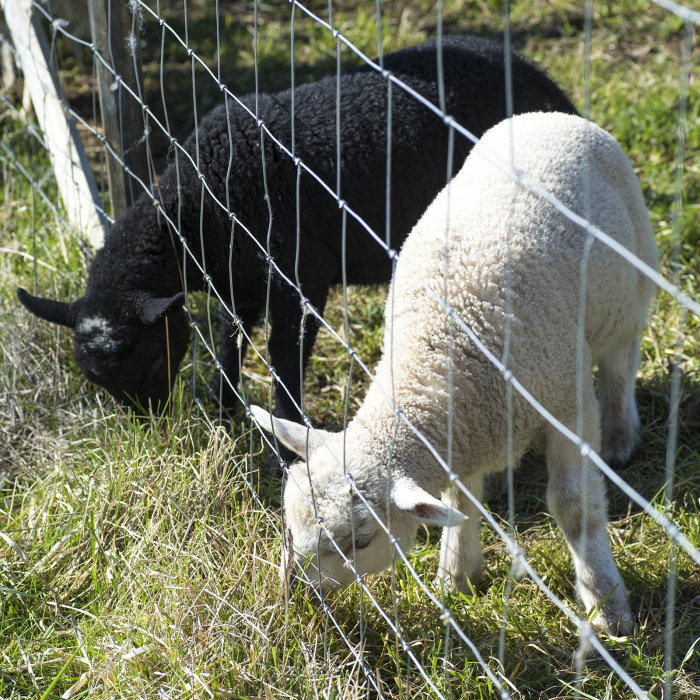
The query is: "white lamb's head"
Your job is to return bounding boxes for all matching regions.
[251,406,467,594]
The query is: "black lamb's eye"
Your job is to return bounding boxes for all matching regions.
[149,356,164,374]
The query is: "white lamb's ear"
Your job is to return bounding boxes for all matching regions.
[250,405,315,457]
[391,477,467,527]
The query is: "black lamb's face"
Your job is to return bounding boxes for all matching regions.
[17,287,190,413]
[73,303,190,412]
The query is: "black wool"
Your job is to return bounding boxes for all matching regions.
[18,35,576,419]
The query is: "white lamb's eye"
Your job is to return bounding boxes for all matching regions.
[353,533,373,551]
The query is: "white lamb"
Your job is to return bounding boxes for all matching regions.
[252,111,659,636]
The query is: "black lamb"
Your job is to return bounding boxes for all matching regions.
[18,35,577,421]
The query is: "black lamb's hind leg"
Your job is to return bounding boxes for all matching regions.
[211,302,261,409]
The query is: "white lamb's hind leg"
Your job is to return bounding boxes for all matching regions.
[546,389,633,636]
[598,336,642,467]
[437,474,483,594]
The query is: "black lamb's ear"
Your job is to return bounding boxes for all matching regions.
[137,292,186,325]
[17,287,80,328]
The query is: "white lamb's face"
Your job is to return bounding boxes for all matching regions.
[250,405,468,595]
[283,456,413,593]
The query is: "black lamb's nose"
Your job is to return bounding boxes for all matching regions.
[83,366,105,384]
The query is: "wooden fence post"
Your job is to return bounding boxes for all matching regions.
[88,0,150,220]
[0,0,107,249]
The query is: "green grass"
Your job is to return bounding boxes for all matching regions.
[1,0,699,697]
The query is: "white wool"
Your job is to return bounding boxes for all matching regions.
[364,111,658,471]
[262,112,659,636]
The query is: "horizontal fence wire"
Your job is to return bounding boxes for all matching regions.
[1,0,698,697]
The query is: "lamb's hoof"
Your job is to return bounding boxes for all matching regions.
[578,578,633,637]
[589,607,635,638]
[434,574,465,596]
[601,429,639,469]
[433,574,476,597]
[435,564,482,596]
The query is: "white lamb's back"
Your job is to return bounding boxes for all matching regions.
[384,112,658,404]
[377,108,658,444]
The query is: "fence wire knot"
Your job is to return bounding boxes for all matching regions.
[439,609,453,625]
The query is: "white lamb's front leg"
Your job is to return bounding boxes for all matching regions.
[437,474,484,594]
[546,402,633,636]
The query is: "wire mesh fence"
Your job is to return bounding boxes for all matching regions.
[1,1,698,697]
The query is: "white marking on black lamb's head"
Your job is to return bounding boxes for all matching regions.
[70,295,191,412]
[76,315,118,352]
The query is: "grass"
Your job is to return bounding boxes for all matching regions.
[1,0,699,697]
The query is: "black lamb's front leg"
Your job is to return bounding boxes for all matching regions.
[267,285,327,425]
[212,302,262,409]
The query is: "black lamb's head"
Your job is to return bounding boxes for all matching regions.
[17,287,190,413]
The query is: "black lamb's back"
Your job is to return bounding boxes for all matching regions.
[144,34,576,298]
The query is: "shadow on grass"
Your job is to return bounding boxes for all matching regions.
[478,369,700,525]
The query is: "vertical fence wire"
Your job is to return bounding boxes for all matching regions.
[572,2,596,694]
[663,18,694,698]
